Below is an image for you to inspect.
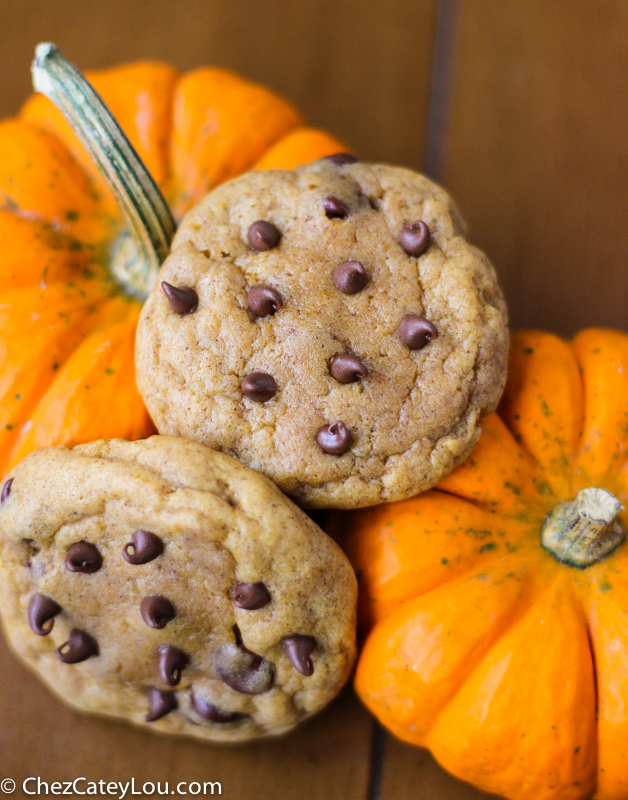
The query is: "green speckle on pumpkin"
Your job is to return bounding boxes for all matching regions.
[600,580,612,592]
[524,348,534,355]
[441,557,448,565]
[479,542,497,553]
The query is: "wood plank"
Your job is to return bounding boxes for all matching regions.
[0,627,374,800]
[441,0,628,334]
[380,734,499,800]
[0,0,437,169]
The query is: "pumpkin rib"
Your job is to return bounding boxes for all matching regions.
[355,561,535,742]
[167,67,303,219]
[425,584,597,800]
[252,127,350,172]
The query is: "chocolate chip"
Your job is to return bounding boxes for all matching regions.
[28,594,61,636]
[330,354,368,384]
[333,261,367,294]
[323,196,350,219]
[141,595,176,629]
[57,629,98,663]
[241,372,276,402]
[123,531,164,565]
[247,220,280,251]
[326,153,358,165]
[399,221,431,257]
[215,643,274,695]
[65,542,102,574]
[145,688,177,722]
[161,282,198,315]
[247,285,283,317]
[1,478,13,504]
[190,694,245,723]
[281,635,315,676]
[232,582,270,610]
[398,315,439,350]
[157,645,188,686]
[316,422,353,455]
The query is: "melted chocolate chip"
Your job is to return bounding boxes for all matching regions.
[398,315,439,350]
[399,221,431,257]
[330,354,368,384]
[241,372,277,402]
[232,582,271,610]
[326,153,358,165]
[215,643,274,695]
[281,635,315,676]
[1,478,13,504]
[247,285,283,317]
[247,220,281,251]
[157,645,189,686]
[141,595,176,629]
[316,422,353,455]
[65,541,102,574]
[161,282,199,315]
[191,694,245,723]
[323,196,350,219]
[333,261,368,294]
[28,594,61,636]
[123,531,164,565]
[145,688,177,722]
[57,629,98,663]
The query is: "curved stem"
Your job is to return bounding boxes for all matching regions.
[541,487,625,569]
[31,43,175,299]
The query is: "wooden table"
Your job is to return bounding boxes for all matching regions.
[1,1,626,797]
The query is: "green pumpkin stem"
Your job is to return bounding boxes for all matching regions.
[541,487,625,569]
[31,43,175,299]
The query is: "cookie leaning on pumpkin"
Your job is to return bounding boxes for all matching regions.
[0,44,508,509]
[336,329,628,800]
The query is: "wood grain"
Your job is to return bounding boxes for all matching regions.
[441,0,628,334]
[0,0,437,169]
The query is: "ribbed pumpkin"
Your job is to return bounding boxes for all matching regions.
[0,44,346,477]
[339,329,628,800]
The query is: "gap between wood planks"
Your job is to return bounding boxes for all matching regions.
[363,0,460,796]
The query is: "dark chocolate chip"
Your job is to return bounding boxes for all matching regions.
[241,372,277,402]
[326,153,358,165]
[145,688,177,722]
[323,196,350,219]
[1,478,13,504]
[65,541,102,574]
[123,531,164,565]
[28,594,62,636]
[247,285,283,317]
[316,422,353,455]
[161,282,199,315]
[232,582,271,610]
[247,220,280,251]
[398,315,439,350]
[191,694,245,723]
[141,595,176,629]
[157,645,189,686]
[330,354,368,384]
[57,629,98,663]
[399,221,431,257]
[215,643,274,695]
[281,635,315,676]
[333,261,367,294]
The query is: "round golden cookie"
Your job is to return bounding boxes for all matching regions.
[0,436,357,742]
[135,157,508,508]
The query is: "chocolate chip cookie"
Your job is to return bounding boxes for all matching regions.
[0,436,357,742]
[135,156,508,508]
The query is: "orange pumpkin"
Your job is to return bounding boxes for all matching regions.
[339,328,628,800]
[0,44,347,478]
